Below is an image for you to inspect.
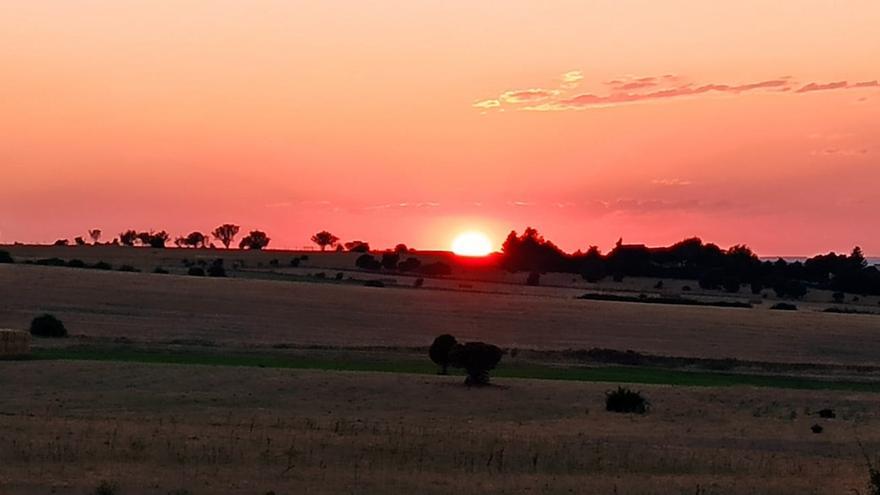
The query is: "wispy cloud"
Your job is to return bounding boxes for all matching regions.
[474,72,879,112]
[796,80,879,93]
[651,178,693,187]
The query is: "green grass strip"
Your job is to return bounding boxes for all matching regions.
[30,347,880,393]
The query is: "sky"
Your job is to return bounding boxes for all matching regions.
[1,0,878,255]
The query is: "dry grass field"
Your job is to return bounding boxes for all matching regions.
[1,360,879,495]
[1,260,879,366]
[2,246,880,494]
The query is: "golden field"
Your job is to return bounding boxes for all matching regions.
[1,245,880,494]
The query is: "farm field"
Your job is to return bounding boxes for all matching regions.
[1,360,879,495]
[2,246,880,494]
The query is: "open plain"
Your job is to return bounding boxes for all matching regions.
[2,246,880,494]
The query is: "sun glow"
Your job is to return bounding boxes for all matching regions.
[451,231,493,256]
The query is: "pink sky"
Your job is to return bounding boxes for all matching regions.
[1,1,878,255]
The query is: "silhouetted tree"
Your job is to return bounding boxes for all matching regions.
[53,239,69,246]
[381,252,400,270]
[355,253,381,270]
[311,231,340,251]
[239,230,270,250]
[147,231,170,248]
[30,314,67,338]
[344,241,370,252]
[0,250,13,264]
[119,230,138,246]
[429,334,458,375]
[212,224,240,249]
[448,342,503,386]
[183,231,208,248]
[394,244,409,255]
[74,237,86,246]
[398,257,422,272]
[206,259,226,277]
[88,229,102,244]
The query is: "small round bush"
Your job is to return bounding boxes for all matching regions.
[605,386,649,414]
[188,267,205,277]
[153,267,169,274]
[30,314,68,338]
[429,334,458,375]
[66,259,86,268]
[0,250,14,264]
[770,302,797,311]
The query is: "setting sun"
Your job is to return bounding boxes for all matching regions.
[451,231,493,256]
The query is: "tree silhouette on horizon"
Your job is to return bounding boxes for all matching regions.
[311,231,340,251]
[212,224,240,249]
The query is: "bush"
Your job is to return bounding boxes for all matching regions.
[66,259,86,268]
[381,252,400,270]
[832,291,845,303]
[770,302,798,311]
[355,254,381,270]
[206,259,226,277]
[188,267,206,276]
[605,386,649,414]
[429,334,458,374]
[335,272,344,280]
[364,280,385,288]
[36,257,66,266]
[413,277,424,288]
[30,314,68,338]
[289,258,300,267]
[92,480,119,495]
[118,265,140,272]
[0,250,13,263]
[398,257,421,272]
[154,267,169,274]
[448,342,503,386]
[92,261,113,270]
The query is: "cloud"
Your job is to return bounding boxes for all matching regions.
[651,178,693,187]
[499,88,559,103]
[796,80,879,93]
[473,99,500,109]
[475,72,878,112]
[561,70,584,89]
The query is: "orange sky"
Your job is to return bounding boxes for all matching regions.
[1,1,878,255]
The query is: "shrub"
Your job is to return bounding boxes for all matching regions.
[188,267,205,276]
[413,277,424,288]
[66,259,86,268]
[239,230,270,250]
[770,302,797,311]
[448,342,503,386]
[118,265,140,272]
[92,261,113,270]
[92,480,119,495]
[30,314,67,338]
[0,250,13,263]
[313,272,326,279]
[36,258,66,266]
[154,267,169,274]
[364,280,384,288]
[429,334,458,374]
[832,291,845,303]
[355,254,381,270]
[335,272,344,280]
[398,257,421,272]
[605,386,649,414]
[206,259,226,277]
[381,252,400,270]
[290,258,300,267]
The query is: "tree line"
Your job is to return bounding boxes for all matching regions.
[501,228,880,297]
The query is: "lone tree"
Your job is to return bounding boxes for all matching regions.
[88,229,102,244]
[30,314,68,338]
[448,341,503,386]
[429,334,458,374]
[311,231,340,251]
[239,230,270,250]
[212,224,240,249]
